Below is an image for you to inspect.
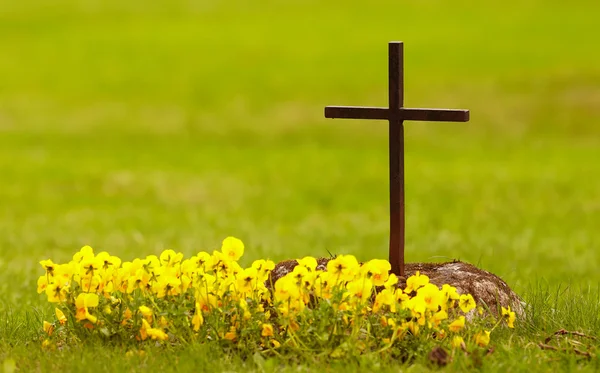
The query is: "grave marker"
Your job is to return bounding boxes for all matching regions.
[325,41,470,276]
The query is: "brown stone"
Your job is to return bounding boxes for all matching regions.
[269,258,524,318]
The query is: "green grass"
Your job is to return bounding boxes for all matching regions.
[1,0,599,371]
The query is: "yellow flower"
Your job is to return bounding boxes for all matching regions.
[278,299,305,317]
[432,309,448,326]
[80,257,102,280]
[449,316,465,332]
[252,259,275,282]
[384,273,399,289]
[236,267,258,294]
[361,259,391,286]
[75,293,99,324]
[37,276,49,294]
[261,323,274,337]
[80,274,101,293]
[140,319,169,341]
[39,259,56,277]
[96,252,122,273]
[121,308,133,326]
[141,255,160,276]
[313,272,334,299]
[395,288,409,302]
[45,280,69,303]
[147,327,169,341]
[238,299,252,320]
[43,321,54,336]
[326,255,359,282]
[459,294,476,313]
[152,275,182,298]
[73,245,95,263]
[404,296,426,315]
[405,321,419,336]
[289,320,300,331]
[475,330,491,347]
[195,252,213,271]
[181,274,192,293]
[221,237,245,261]
[452,336,465,349]
[373,288,396,313]
[55,308,67,325]
[224,329,237,341]
[270,340,281,349]
[195,287,218,313]
[126,269,150,294]
[501,306,516,328]
[291,265,309,284]
[416,283,444,311]
[297,257,318,272]
[138,306,153,322]
[345,278,373,304]
[405,271,429,293]
[442,284,460,302]
[274,276,300,302]
[192,304,204,332]
[159,249,183,268]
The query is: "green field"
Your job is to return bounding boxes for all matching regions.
[1,0,599,371]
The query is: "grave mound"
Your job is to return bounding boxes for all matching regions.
[271,258,524,318]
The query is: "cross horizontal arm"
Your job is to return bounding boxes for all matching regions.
[325,106,470,122]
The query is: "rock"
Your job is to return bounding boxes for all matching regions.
[270,258,524,318]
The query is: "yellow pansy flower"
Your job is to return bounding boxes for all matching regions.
[459,294,476,313]
[261,323,274,337]
[224,329,237,341]
[297,257,318,272]
[221,237,245,262]
[45,280,69,303]
[345,278,373,304]
[152,275,182,298]
[326,255,359,282]
[501,305,516,328]
[416,283,444,312]
[405,271,429,293]
[73,245,95,263]
[195,252,213,271]
[449,316,465,332]
[373,288,396,313]
[37,276,49,294]
[192,304,204,331]
[43,321,54,336]
[384,273,399,289]
[138,305,153,322]
[55,308,67,325]
[75,293,99,324]
[452,336,465,349]
[39,259,56,277]
[361,259,391,286]
[252,259,275,282]
[159,249,183,268]
[475,330,491,347]
[236,267,258,294]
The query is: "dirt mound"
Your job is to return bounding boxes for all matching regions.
[270,258,524,318]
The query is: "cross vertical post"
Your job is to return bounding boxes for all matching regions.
[324,41,470,277]
[388,42,405,277]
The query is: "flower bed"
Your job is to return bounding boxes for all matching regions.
[37,237,516,361]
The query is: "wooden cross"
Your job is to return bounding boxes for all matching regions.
[324,41,470,277]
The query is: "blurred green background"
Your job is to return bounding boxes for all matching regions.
[0,0,598,309]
